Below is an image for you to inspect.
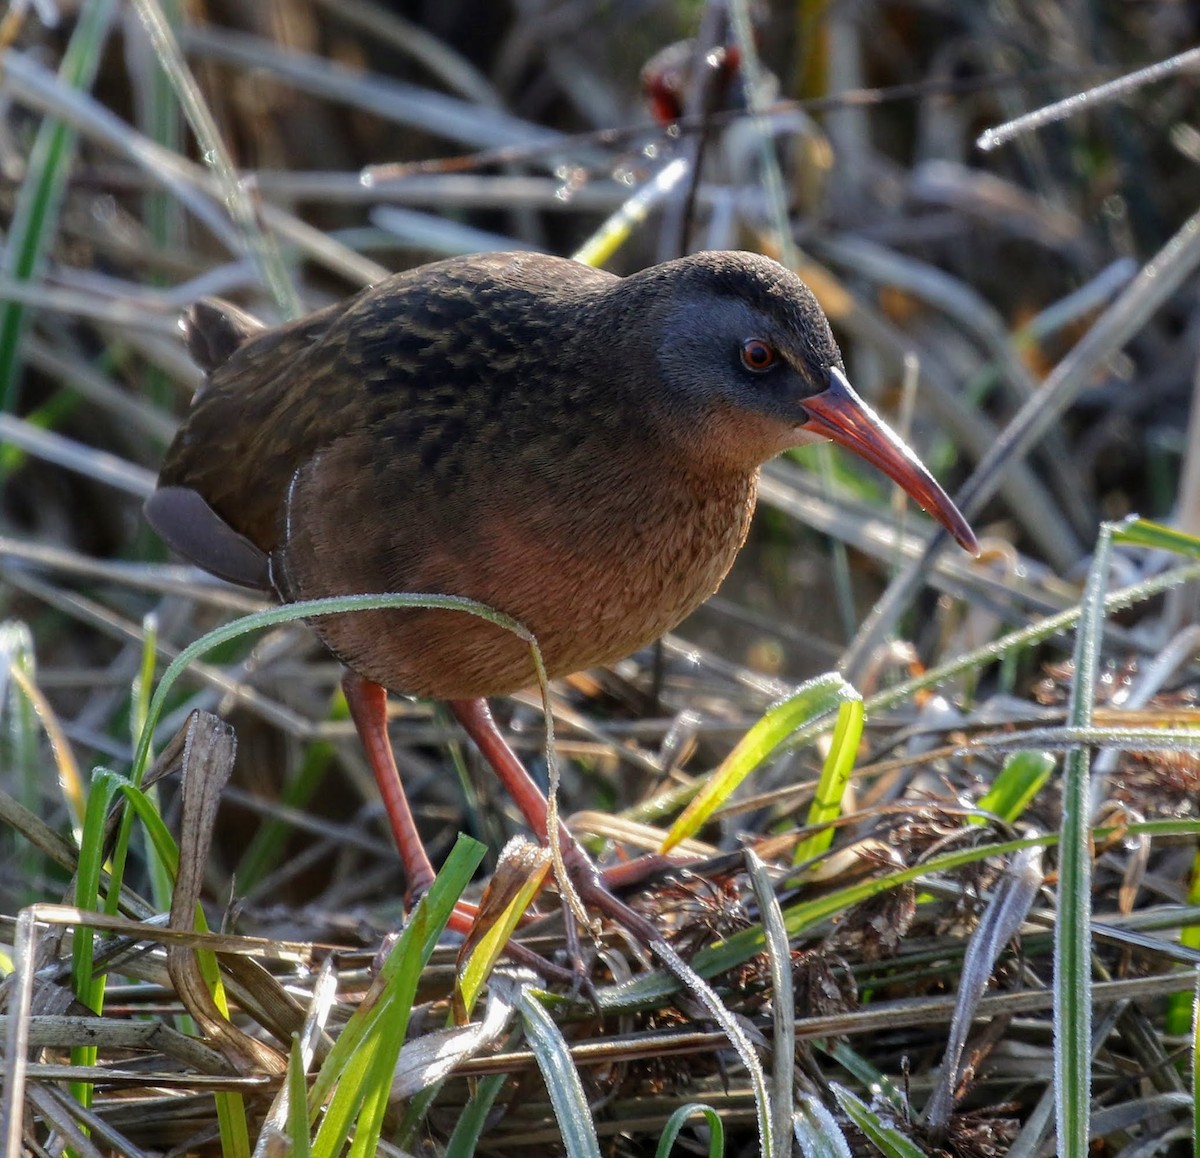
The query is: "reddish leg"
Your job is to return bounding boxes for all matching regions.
[343,677,585,979]
[342,670,437,899]
[441,701,760,1035]
[350,689,692,962]
[447,699,697,893]
[447,698,595,883]
[446,701,686,960]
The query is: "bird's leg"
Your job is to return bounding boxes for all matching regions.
[346,681,586,984]
[342,670,439,900]
[447,699,684,928]
[446,698,595,882]
[445,699,701,984]
[446,699,696,889]
[348,696,691,974]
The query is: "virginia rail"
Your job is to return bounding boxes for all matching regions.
[147,249,975,917]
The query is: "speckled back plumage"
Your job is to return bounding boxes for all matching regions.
[156,250,844,698]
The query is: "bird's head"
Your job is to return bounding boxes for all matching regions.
[627,251,977,553]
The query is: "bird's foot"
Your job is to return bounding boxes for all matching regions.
[568,863,668,959]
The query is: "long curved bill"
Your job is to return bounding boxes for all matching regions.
[801,367,978,554]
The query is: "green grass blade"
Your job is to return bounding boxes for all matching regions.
[443,1071,507,1157]
[68,767,122,1117]
[663,672,858,852]
[288,1034,314,1158]
[831,1084,928,1158]
[457,850,550,1017]
[973,750,1056,826]
[0,0,118,412]
[1055,522,1114,1155]
[117,782,179,875]
[518,987,602,1158]
[213,1089,251,1158]
[794,699,864,864]
[130,591,541,786]
[655,1103,726,1158]
[1112,516,1200,558]
[1166,850,1200,1036]
[133,616,174,912]
[309,836,484,1155]
[824,1042,908,1115]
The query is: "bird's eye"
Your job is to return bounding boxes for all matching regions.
[740,338,777,372]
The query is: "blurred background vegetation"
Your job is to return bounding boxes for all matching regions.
[2,1,1200,1154]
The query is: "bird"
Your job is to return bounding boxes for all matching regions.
[146,249,976,922]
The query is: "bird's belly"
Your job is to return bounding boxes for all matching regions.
[289,493,752,700]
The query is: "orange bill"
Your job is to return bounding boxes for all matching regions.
[801,367,978,554]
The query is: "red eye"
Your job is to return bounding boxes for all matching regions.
[740,338,776,372]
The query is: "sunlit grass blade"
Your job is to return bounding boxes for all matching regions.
[308,836,484,1157]
[1166,850,1200,1036]
[288,1034,313,1158]
[456,845,551,1018]
[973,750,1056,826]
[131,614,157,752]
[571,157,689,267]
[662,672,859,852]
[792,1094,852,1158]
[793,699,864,864]
[70,769,123,1002]
[1055,522,1114,1157]
[213,1085,251,1158]
[1112,516,1200,558]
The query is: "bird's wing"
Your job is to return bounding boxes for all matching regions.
[144,486,272,588]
